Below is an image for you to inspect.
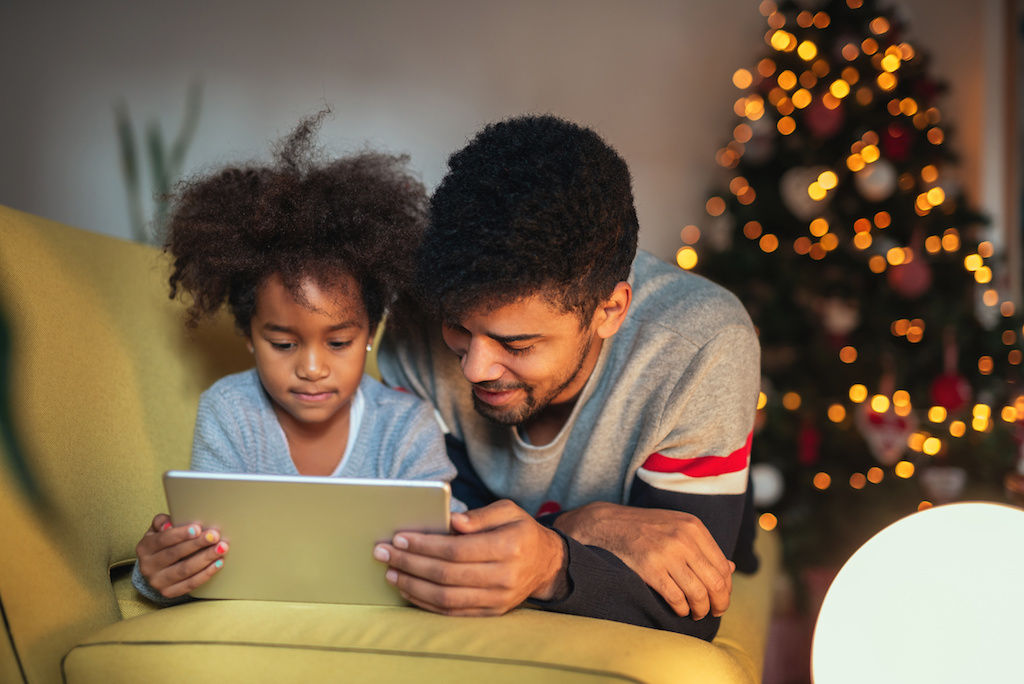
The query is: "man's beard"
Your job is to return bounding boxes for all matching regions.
[471,335,594,426]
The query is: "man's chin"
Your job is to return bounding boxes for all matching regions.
[472,395,533,426]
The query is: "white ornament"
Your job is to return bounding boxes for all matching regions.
[856,404,917,466]
[919,466,966,504]
[854,159,897,202]
[780,166,831,220]
[751,462,785,507]
[744,115,776,165]
[820,297,860,337]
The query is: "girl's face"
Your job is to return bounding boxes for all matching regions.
[247,273,372,435]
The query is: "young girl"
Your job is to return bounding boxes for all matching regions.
[133,114,462,604]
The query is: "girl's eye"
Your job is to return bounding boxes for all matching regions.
[269,341,295,351]
[328,340,353,350]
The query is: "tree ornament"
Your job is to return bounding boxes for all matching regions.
[930,331,971,411]
[887,231,933,299]
[819,296,860,338]
[751,462,785,507]
[919,465,967,503]
[805,98,845,139]
[743,115,776,165]
[780,166,831,220]
[856,403,916,466]
[881,122,913,162]
[930,373,971,412]
[887,259,932,299]
[798,421,822,466]
[854,159,897,202]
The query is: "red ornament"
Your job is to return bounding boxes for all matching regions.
[805,98,845,139]
[930,373,971,412]
[798,422,822,466]
[887,256,932,299]
[881,122,913,162]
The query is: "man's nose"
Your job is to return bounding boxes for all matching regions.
[460,338,503,384]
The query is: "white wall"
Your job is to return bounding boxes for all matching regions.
[0,0,999,263]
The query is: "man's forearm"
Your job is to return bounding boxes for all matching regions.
[528,528,722,639]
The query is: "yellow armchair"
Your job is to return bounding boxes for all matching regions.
[0,205,778,683]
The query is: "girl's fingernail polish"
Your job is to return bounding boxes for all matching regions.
[188,526,198,537]
[216,542,227,554]
[205,531,217,543]
[161,522,173,531]
[214,559,224,569]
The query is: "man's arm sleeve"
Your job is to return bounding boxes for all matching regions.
[531,323,760,637]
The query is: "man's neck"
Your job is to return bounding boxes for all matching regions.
[520,336,605,446]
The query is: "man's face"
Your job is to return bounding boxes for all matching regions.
[440,295,601,426]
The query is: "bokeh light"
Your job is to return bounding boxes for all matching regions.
[894,461,915,479]
[676,246,698,270]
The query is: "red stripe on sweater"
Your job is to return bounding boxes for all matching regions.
[641,432,752,477]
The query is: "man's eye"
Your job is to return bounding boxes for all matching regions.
[505,345,533,356]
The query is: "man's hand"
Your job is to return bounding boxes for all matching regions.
[553,502,734,619]
[372,499,567,616]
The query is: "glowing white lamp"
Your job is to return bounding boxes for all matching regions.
[812,502,1024,683]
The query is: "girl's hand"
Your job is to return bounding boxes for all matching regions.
[135,513,229,599]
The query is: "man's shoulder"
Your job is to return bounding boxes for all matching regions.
[628,250,753,348]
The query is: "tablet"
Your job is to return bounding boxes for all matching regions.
[163,470,451,605]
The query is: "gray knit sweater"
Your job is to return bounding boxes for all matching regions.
[378,250,760,638]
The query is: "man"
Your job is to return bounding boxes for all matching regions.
[373,115,760,639]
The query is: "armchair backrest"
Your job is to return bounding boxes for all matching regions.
[0,206,247,682]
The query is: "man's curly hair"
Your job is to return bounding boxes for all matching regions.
[165,111,427,333]
[421,115,638,324]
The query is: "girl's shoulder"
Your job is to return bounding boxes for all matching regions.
[200,368,265,407]
[358,374,431,415]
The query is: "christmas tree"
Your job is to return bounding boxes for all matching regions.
[682,0,1024,569]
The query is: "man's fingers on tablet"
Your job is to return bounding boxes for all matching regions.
[449,499,523,533]
[388,531,498,564]
[376,543,481,586]
[386,570,510,616]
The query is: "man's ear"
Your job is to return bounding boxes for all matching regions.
[594,281,632,339]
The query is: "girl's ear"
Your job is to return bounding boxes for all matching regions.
[245,337,254,354]
[366,324,379,352]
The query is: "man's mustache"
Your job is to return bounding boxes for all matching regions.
[472,381,528,393]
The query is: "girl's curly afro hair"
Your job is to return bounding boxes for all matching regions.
[165,110,427,334]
